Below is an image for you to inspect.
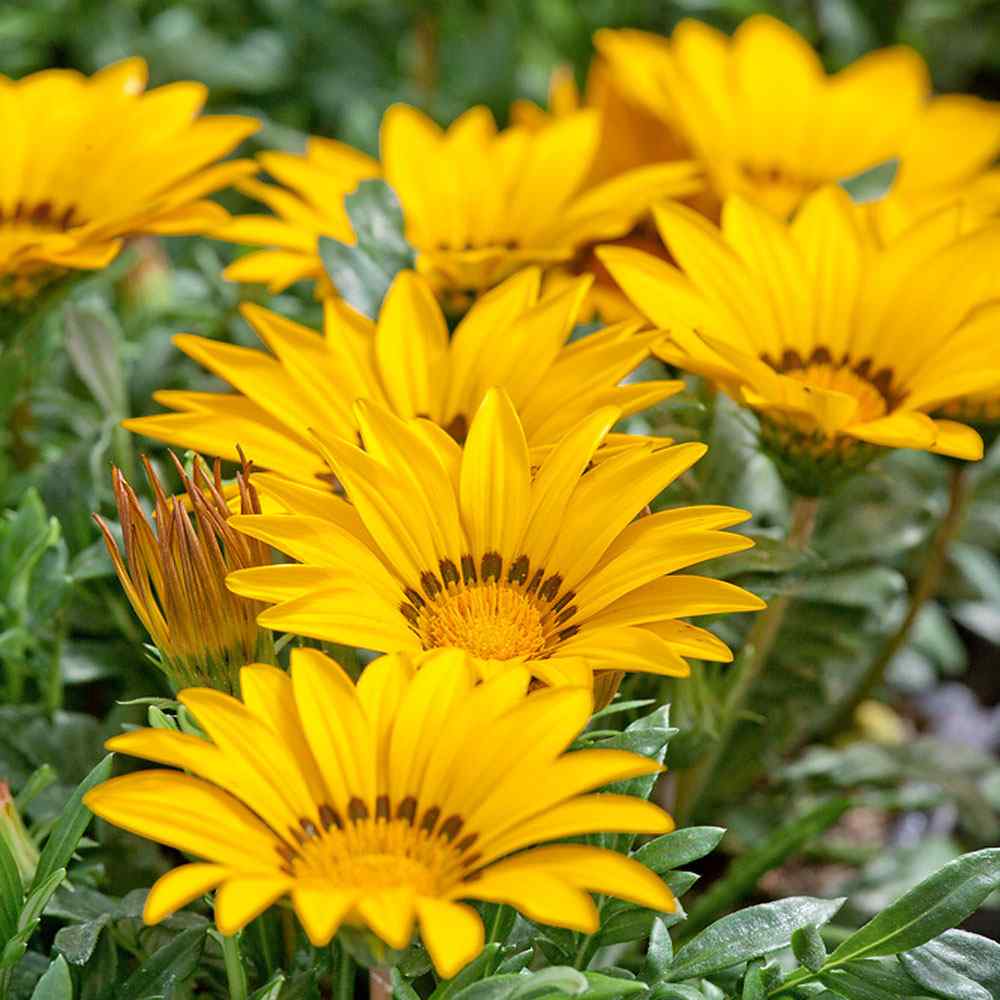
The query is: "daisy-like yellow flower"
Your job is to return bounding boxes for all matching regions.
[217,102,700,301]
[94,453,272,693]
[863,94,1000,243]
[595,15,929,218]
[511,63,693,324]
[226,389,763,691]
[599,187,1000,495]
[84,648,676,977]
[123,267,684,486]
[0,58,258,301]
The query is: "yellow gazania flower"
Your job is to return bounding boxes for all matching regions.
[599,187,1000,494]
[217,102,700,300]
[863,94,1000,243]
[226,389,763,690]
[511,63,693,324]
[0,58,258,301]
[123,267,684,486]
[595,15,929,219]
[84,648,676,977]
[94,454,273,693]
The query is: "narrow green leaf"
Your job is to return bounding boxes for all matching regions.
[30,755,113,895]
[579,972,646,999]
[512,967,588,998]
[392,969,423,1000]
[791,925,827,972]
[633,828,725,874]
[249,972,286,1000]
[826,849,1000,966]
[0,830,22,943]
[668,896,845,981]
[644,917,673,982]
[902,930,1000,1000]
[19,868,66,932]
[30,955,72,1000]
[430,943,501,1000]
[741,964,765,1000]
[117,925,206,1000]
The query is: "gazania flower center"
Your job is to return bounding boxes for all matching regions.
[419,582,547,660]
[765,347,904,423]
[279,799,481,895]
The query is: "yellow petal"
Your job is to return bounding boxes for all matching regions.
[144,864,227,925]
[416,898,485,980]
[215,876,292,936]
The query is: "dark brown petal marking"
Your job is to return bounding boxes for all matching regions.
[397,796,418,823]
[404,587,425,610]
[558,625,580,641]
[811,346,832,366]
[481,552,502,582]
[555,605,577,626]
[289,825,307,846]
[525,568,544,596]
[462,852,483,870]
[400,603,420,626]
[439,815,464,841]
[376,795,391,821]
[319,803,342,830]
[440,558,460,587]
[507,555,529,585]
[455,832,479,853]
[420,806,441,833]
[276,843,299,864]
[539,574,563,603]
[299,818,319,840]
[421,572,443,599]
[348,797,369,822]
[552,590,575,614]
[854,357,873,378]
[461,554,477,585]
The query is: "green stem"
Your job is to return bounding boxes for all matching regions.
[825,462,969,737]
[334,942,355,1000]
[678,495,820,823]
[221,933,248,1000]
[573,933,602,971]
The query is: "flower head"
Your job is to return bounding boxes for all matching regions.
[0,58,257,302]
[217,103,700,301]
[84,648,675,977]
[226,389,763,690]
[595,16,929,218]
[95,453,272,692]
[123,268,683,487]
[600,188,1000,494]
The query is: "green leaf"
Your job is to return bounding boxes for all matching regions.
[839,158,899,203]
[117,925,206,1000]
[667,896,845,981]
[741,964,765,1000]
[318,180,414,319]
[578,971,646,999]
[902,930,1000,1000]
[19,868,65,932]
[791,925,827,972]
[681,799,849,941]
[392,969,423,1000]
[633,828,725,874]
[30,956,72,1000]
[0,829,22,943]
[63,302,126,417]
[451,967,588,1000]
[30,754,112,895]
[53,915,109,965]
[818,958,936,1000]
[249,972,286,1000]
[644,917,673,982]
[649,986,707,1000]
[826,849,1000,966]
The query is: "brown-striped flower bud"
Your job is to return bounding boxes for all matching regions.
[95,453,273,693]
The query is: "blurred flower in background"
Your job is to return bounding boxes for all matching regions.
[0,58,257,305]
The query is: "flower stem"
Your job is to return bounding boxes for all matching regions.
[678,495,819,823]
[369,965,392,1000]
[826,461,970,737]
[220,933,248,1000]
